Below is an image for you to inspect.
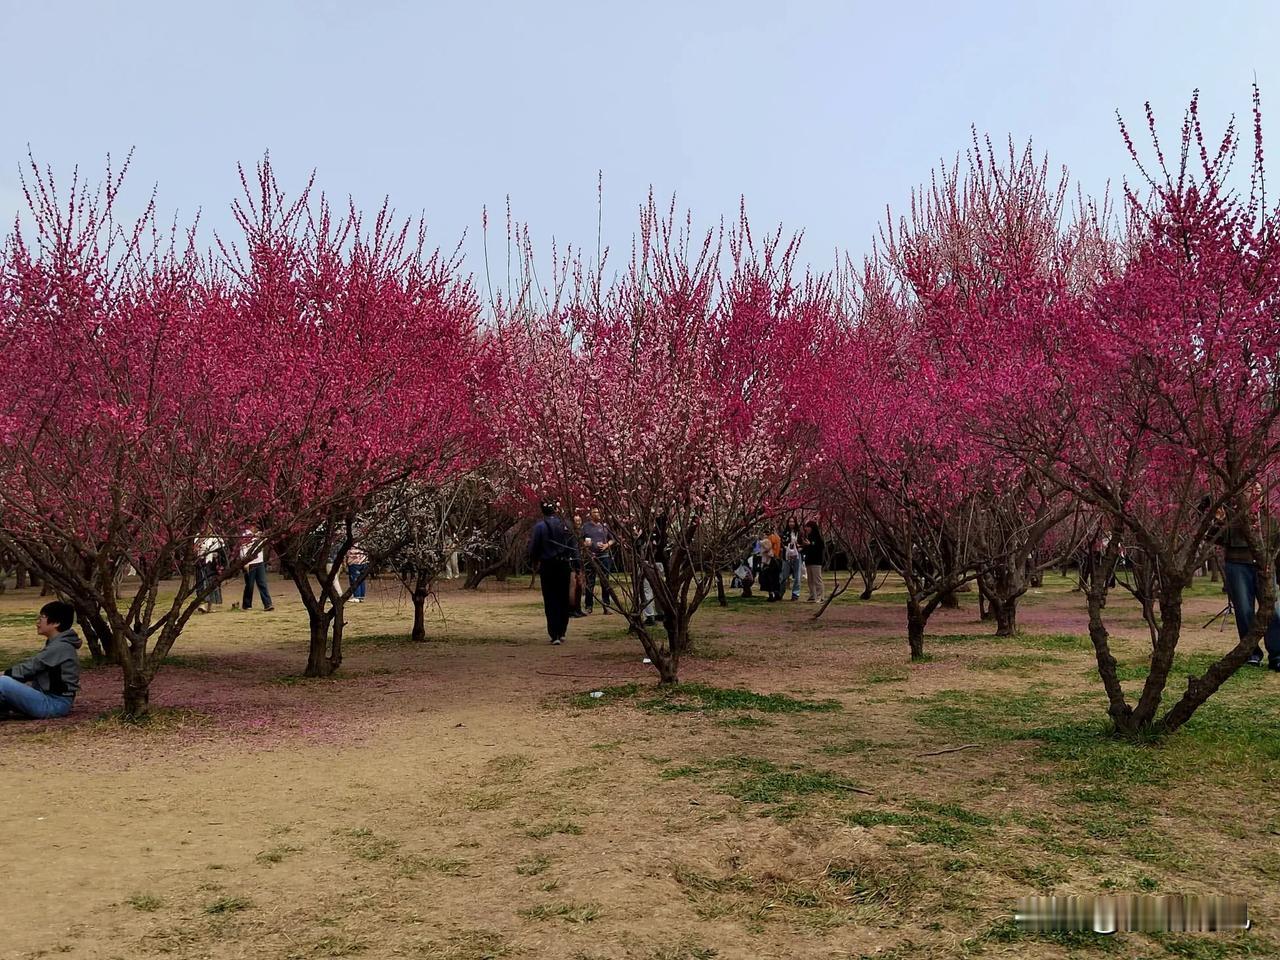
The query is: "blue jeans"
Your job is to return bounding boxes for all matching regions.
[0,676,74,719]
[585,554,614,609]
[1222,561,1280,663]
[243,563,273,609]
[783,555,802,598]
[348,563,369,599]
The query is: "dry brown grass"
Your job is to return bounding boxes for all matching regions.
[1,571,1277,958]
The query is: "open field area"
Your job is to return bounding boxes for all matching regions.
[2,573,1278,960]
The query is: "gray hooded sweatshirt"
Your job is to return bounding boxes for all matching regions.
[5,628,83,698]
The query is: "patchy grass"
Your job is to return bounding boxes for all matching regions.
[89,707,214,733]
[515,854,552,876]
[416,929,512,960]
[568,682,841,714]
[126,893,163,911]
[523,818,584,839]
[516,901,601,923]
[204,895,252,914]
[337,827,401,861]
[968,654,1059,673]
[255,844,303,864]
[672,857,922,928]
[913,688,1057,741]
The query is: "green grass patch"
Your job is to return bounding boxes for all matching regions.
[846,800,994,849]
[1020,632,1093,651]
[968,654,1057,673]
[912,688,1056,741]
[818,738,873,756]
[515,855,551,876]
[126,893,163,912]
[663,755,865,808]
[568,682,840,714]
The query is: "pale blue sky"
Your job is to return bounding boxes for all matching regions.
[2,1,1277,277]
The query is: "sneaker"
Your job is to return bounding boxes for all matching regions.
[1269,660,1280,672]
[644,616,655,626]
[1248,653,1264,667]
[550,637,562,645]
[791,595,799,601]
[603,608,612,616]
[263,606,275,612]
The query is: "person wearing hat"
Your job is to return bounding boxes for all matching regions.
[528,500,575,645]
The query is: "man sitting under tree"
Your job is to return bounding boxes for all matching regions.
[0,601,83,719]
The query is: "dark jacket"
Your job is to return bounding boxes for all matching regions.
[5,628,83,698]
[1215,515,1280,566]
[801,531,825,565]
[528,516,575,564]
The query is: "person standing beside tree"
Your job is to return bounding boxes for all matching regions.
[568,512,587,618]
[802,520,826,603]
[528,500,574,645]
[346,539,370,604]
[1215,489,1280,670]
[194,530,227,614]
[781,515,803,602]
[581,506,615,614]
[240,526,274,612]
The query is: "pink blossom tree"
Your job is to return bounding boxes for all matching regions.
[493,200,827,682]
[972,93,1280,733]
[221,160,488,677]
[0,157,281,715]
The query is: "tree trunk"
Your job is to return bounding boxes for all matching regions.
[716,571,727,607]
[648,637,679,684]
[906,598,926,660]
[119,643,151,719]
[994,598,1017,637]
[1084,545,1132,731]
[411,587,429,642]
[666,613,692,658]
[15,566,28,590]
[940,589,960,609]
[305,610,338,677]
[329,602,345,674]
[122,677,150,718]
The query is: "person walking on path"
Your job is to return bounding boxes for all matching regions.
[240,527,274,611]
[802,520,826,603]
[581,506,616,614]
[0,601,82,720]
[528,501,575,645]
